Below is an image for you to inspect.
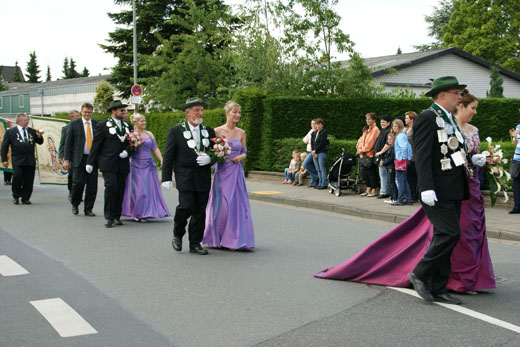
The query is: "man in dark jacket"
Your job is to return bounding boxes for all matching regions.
[59,109,80,201]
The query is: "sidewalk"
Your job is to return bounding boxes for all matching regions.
[245,173,520,243]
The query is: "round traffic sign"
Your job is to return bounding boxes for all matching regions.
[131,84,143,97]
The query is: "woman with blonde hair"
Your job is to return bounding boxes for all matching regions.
[391,119,412,206]
[121,113,170,222]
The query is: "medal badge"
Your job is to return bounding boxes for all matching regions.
[451,151,465,167]
[447,136,459,151]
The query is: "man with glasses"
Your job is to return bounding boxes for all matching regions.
[408,76,485,305]
[1,113,44,204]
[86,100,132,228]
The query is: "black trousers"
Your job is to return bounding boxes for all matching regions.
[407,161,418,201]
[71,155,98,212]
[174,190,209,247]
[413,199,461,294]
[67,169,73,192]
[102,171,128,220]
[4,171,12,183]
[12,165,35,201]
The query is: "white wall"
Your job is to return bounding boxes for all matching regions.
[30,92,96,115]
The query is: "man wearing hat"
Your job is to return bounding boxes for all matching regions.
[86,100,133,227]
[162,97,216,255]
[408,77,486,305]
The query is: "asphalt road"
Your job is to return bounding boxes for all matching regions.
[1,180,519,346]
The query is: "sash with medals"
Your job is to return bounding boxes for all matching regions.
[181,120,210,156]
[429,103,468,172]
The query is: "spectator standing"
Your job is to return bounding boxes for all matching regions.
[311,118,329,190]
[392,119,413,206]
[357,113,380,196]
[374,114,392,199]
[303,119,319,187]
[509,124,520,214]
[382,134,397,204]
[405,111,418,202]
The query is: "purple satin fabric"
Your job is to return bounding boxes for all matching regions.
[203,139,255,249]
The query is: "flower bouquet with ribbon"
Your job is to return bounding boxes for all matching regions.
[209,136,232,164]
[482,137,511,206]
[126,130,144,152]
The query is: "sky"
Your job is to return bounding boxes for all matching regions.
[1,0,440,82]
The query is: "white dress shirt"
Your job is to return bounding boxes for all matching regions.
[188,123,200,150]
[82,118,94,154]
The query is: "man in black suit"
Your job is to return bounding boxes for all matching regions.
[86,100,132,227]
[59,109,80,201]
[1,113,44,204]
[408,77,485,305]
[162,97,216,255]
[63,103,98,216]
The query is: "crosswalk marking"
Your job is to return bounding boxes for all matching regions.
[30,298,97,337]
[0,255,29,276]
[390,287,520,334]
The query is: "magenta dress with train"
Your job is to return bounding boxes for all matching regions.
[315,127,495,292]
[121,133,171,219]
[203,139,255,249]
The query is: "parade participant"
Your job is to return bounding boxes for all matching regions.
[162,97,216,255]
[58,109,80,201]
[1,113,44,204]
[86,100,132,227]
[63,104,98,216]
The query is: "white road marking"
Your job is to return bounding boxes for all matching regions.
[390,287,520,334]
[0,255,29,276]
[30,298,97,337]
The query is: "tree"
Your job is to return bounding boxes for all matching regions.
[62,57,70,79]
[488,66,504,98]
[442,0,520,73]
[143,0,236,109]
[396,47,402,55]
[81,67,90,77]
[414,0,452,52]
[93,80,115,113]
[46,66,52,81]
[68,58,80,78]
[25,51,41,83]
[11,62,22,82]
[101,0,198,99]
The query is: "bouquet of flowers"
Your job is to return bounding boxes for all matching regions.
[482,137,511,206]
[126,130,144,152]
[209,136,232,164]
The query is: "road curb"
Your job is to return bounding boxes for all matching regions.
[248,193,519,243]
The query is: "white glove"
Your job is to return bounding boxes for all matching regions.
[119,150,129,159]
[196,153,210,166]
[86,165,93,174]
[161,181,173,191]
[421,190,438,207]
[471,154,486,167]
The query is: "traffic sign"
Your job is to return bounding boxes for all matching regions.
[131,84,143,97]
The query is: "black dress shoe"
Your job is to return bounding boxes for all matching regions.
[12,197,19,205]
[408,272,434,302]
[189,245,208,255]
[104,219,114,228]
[84,210,96,217]
[172,237,182,251]
[21,200,31,205]
[72,206,79,215]
[114,219,123,225]
[508,209,520,214]
[433,292,462,305]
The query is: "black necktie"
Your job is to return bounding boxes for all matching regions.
[23,128,28,144]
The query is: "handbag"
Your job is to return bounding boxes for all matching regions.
[394,159,407,171]
[360,156,373,168]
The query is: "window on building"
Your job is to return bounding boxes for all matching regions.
[18,95,24,109]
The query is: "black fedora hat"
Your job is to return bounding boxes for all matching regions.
[425,76,467,97]
[107,100,128,112]
[181,97,206,111]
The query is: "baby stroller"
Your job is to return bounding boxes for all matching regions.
[327,149,359,197]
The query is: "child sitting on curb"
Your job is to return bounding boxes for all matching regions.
[293,152,308,186]
[283,150,300,184]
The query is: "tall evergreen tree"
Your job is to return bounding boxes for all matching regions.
[488,66,504,98]
[25,51,41,83]
[81,67,90,77]
[11,61,22,82]
[62,57,70,79]
[68,58,80,78]
[46,66,52,81]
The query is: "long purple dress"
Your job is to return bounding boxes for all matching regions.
[203,139,255,249]
[315,127,495,292]
[121,133,171,219]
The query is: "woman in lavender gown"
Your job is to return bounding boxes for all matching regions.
[202,101,255,250]
[122,113,171,222]
[315,93,495,293]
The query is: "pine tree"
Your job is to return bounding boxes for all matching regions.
[46,66,52,81]
[11,61,22,82]
[25,51,41,83]
[62,57,70,79]
[397,47,402,54]
[68,58,80,78]
[488,66,504,98]
[81,67,90,77]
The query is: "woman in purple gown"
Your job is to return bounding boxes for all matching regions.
[202,101,255,250]
[122,114,170,222]
[315,93,495,293]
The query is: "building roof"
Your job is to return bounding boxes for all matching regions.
[0,65,25,83]
[339,47,520,83]
[0,75,110,96]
